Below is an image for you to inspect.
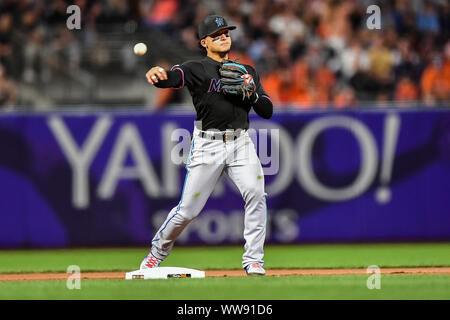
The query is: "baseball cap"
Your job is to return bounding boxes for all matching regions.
[198,15,236,40]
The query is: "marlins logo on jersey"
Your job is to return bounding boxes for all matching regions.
[207,78,222,93]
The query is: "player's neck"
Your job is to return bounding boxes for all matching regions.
[207,52,228,63]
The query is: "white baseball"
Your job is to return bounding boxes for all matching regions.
[134,42,147,56]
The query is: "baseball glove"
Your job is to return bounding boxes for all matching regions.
[219,59,256,100]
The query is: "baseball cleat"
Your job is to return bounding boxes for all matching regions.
[245,263,266,276]
[140,253,162,269]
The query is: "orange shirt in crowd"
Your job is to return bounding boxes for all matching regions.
[314,66,335,90]
[261,72,282,104]
[421,65,439,94]
[149,0,179,24]
[421,60,450,99]
[155,88,174,110]
[262,63,334,107]
[395,78,419,101]
[295,87,317,109]
[262,71,313,107]
[439,60,450,99]
[292,61,308,81]
[228,51,254,67]
[333,88,356,109]
[317,22,331,39]
[315,88,330,105]
[314,65,335,104]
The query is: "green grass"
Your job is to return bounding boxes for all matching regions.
[0,243,449,273]
[0,275,449,300]
[1,243,449,300]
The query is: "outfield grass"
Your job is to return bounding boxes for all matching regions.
[1,243,450,273]
[0,275,449,300]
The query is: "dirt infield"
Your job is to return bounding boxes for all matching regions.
[1,267,449,281]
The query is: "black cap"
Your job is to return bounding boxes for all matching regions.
[198,15,236,40]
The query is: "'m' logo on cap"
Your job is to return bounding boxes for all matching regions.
[215,17,224,27]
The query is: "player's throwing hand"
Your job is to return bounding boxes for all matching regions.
[146,66,168,85]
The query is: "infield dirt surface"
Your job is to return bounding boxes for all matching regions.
[1,267,450,281]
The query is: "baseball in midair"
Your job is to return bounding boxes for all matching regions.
[133,42,147,56]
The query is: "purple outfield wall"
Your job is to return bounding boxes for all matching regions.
[0,108,449,247]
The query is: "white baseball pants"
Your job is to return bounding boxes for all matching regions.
[150,126,267,268]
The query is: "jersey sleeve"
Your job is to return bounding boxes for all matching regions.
[153,61,194,90]
[169,61,196,90]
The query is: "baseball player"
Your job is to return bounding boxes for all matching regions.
[141,15,273,276]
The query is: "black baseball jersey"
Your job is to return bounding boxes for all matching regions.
[154,56,273,131]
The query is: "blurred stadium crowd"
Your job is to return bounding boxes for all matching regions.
[0,0,449,109]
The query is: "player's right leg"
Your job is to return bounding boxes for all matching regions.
[224,132,267,274]
[141,131,226,268]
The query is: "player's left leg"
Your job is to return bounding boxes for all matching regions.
[225,132,267,271]
[141,130,227,269]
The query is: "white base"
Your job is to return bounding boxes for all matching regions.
[125,267,205,280]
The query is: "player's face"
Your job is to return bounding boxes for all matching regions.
[205,29,232,54]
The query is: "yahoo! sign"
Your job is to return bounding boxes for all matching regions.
[256,113,400,203]
[47,113,400,209]
[0,109,449,246]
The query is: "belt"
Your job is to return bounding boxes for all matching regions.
[198,129,245,142]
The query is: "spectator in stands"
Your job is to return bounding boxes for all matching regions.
[268,2,306,46]
[22,27,46,83]
[421,48,450,105]
[100,0,130,24]
[314,61,335,104]
[261,65,283,105]
[333,86,357,109]
[0,13,14,76]
[140,0,179,33]
[0,63,18,108]
[45,0,69,25]
[340,38,370,80]
[416,1,440,34]
[367,34,395,100]
[394,37,423,84]
[395,76,419,103]
[0,0,449,109]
